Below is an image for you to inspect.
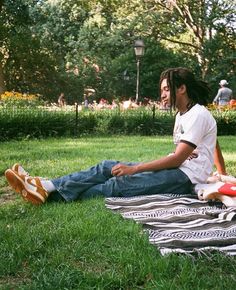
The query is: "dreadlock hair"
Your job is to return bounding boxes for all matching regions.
[159,67,211,109]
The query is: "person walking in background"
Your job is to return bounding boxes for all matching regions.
[213,80,233,106]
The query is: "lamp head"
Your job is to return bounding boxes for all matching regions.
[134,39,145,57]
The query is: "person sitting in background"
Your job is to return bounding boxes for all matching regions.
[213,80,233,106]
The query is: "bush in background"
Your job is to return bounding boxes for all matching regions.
[0,91,43,107]
[0,106,236,140]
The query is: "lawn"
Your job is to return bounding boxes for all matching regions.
[0,136,236,289]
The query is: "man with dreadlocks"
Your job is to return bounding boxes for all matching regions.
[5,67,226,204]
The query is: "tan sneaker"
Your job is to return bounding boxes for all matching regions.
[12,163,46,181]
[12,163,29,177]
[5,169,48,205]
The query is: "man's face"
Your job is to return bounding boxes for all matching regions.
[160,78,171,106]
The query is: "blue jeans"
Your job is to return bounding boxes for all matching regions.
[49,160,192,202]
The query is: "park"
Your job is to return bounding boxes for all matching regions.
[0,1,236,289]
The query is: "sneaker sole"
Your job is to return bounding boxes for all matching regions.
[5,169,45,205]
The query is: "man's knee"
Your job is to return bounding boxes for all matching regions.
[100,160,119,175]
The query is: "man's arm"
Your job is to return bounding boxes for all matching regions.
[214,139,227,175]
[111,142,194,176]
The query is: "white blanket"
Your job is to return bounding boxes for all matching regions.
[105,194,236,256]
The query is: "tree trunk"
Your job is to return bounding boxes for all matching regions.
[196,51,208,80]
[0,62,6,94]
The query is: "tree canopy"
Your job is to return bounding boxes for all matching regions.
[0,0,235,102]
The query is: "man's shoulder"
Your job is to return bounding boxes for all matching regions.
[191,104,207,113]
[191,104,215,121]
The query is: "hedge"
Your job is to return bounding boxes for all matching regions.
[0,106,235,140]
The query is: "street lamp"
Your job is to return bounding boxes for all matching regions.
[134,39,145,103]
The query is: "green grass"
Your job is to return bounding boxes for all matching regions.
[0,136,236,289]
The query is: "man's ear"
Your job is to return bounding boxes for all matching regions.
[176,84,186,95]
[179,84,187,94]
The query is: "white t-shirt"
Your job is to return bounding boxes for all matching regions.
[173,104,217,184]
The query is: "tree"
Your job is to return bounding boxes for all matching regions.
[0,0,9,93]
[1,0,234,101]
[0,0,62,98]
[142,0,236,80]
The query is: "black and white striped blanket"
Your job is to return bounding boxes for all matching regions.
[105,194,236,256]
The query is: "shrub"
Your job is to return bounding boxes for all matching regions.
[0,91,43,107]
[212,110,236,135]
[0,106,235,140]
[0,107,74,140]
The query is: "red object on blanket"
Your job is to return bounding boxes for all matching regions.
[218,183,236,196]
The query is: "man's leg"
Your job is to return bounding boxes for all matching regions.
[51,160,139,202]
[81,168,192,199]
[5,160,121,204]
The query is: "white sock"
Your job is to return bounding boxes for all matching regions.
[40,180,56,193]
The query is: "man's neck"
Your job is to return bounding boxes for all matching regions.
[178,101,194,115]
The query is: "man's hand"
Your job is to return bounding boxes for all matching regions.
[111,163,137,176]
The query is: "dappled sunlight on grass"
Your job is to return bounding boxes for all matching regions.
[1,136,235,178]
[0,136,173,175]
[0,136,236,289]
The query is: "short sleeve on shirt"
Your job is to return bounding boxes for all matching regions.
[173,104,216,148]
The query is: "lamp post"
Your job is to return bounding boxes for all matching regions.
[134,39,145,103]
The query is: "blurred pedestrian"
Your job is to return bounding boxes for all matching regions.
[213,80,233,106]
[58,93,66,107]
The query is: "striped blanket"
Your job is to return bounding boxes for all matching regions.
[105,194,236,256]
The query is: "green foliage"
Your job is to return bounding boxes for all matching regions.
[0,107,75,140]
[212,109,236,135]
[0,136,236,289]
[144,0,236,81]
[1,0,234,102]
[0,91,44,108]
[77,111,98,134]
[1,106,236,140]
